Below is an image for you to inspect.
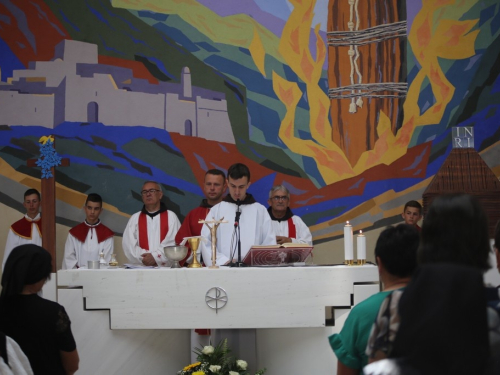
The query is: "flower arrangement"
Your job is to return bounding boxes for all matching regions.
[36,135,61,178]
[178,339,266,375]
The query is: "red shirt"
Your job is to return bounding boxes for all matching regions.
[175,206,210,244]
[175,202,212,266]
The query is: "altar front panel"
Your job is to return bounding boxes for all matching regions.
[57,265,379,329]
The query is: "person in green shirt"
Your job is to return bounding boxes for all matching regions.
[329,224,420,375]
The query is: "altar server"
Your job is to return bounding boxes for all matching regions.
[62,193,114,269]
[123,181,180,267]
[267,185,312,246]
[200,163,276,266]
[401,200,422,231]
[175,168,227,264]
[3,189,42,270]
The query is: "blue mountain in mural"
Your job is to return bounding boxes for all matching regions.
[0,123,200,218]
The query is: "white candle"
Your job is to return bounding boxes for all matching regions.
[344,221,353,261]
[357,230,366,261]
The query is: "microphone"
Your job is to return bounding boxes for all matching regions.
[234,199,241,227]
[228,199,246,267]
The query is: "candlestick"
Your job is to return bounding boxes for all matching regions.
[344,221,354,265]
[357,230,366,265]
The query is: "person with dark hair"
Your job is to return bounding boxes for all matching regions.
[123,181,181,266]
[329,224,419,375]
[175,169,227,265]
[267,185,312,246]
[401,200,422,230]
[0,245,79,374]
[200,163,276,266]
[417,194,490,271]
[228,163,251,182]
[62,193,114,269]
[200,164,275,372]
[3,189,42,270]
[364,194,500,374]
[365,264,490,375]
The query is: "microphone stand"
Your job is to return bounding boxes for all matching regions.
[229,200,247,267]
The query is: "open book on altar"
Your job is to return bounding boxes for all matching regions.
[243,244,313,266]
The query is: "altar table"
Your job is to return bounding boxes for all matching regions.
[57,265,379,374]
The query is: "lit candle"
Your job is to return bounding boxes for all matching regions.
[357,230,366,265]
[344,221,353,263]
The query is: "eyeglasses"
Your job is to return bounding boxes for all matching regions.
[141,189,160,195]
[271,195,288,201]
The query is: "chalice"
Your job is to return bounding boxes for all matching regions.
[187,237,202,268]
[164,245,188,268]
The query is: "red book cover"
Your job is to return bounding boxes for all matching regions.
[243,245,313,266]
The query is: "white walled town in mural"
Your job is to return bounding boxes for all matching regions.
[0,39,235,144]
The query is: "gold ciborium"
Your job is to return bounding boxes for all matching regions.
[187,237,202,268]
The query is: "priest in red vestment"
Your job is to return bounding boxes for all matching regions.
[122,181,180,267]
[175,169,227,265]
[267,185,312,246]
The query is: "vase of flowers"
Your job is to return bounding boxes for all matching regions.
[178,339,266,375]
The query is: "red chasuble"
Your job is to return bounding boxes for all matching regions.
[175,206,210,245]
[138,211,169,250]
[11,217,42,239]
[175,205,210,269]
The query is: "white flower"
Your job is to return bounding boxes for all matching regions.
[236,360,248,370]
[229,372,239,375]
[209,364,221,373]
[201,345,214,355]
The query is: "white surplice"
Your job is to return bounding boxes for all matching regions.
[200,201,276,266]
[122,210,180,266]
[62,228,114,269]
[271,215,313,245]
[3,214,42,270]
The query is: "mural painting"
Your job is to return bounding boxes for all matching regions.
[0,0,499,259]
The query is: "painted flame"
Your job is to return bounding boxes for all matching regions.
[354,0,479,172]
[273,0,354,184]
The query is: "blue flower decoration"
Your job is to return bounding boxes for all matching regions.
[36,138,61,179]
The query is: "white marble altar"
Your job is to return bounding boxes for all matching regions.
[57,265,379,374]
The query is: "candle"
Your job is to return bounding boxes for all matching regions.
[344,221,353,263]
[357,230,366,265]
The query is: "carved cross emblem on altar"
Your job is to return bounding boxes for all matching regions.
[205,287,228,313]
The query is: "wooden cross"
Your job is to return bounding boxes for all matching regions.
[27,136,70,272]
